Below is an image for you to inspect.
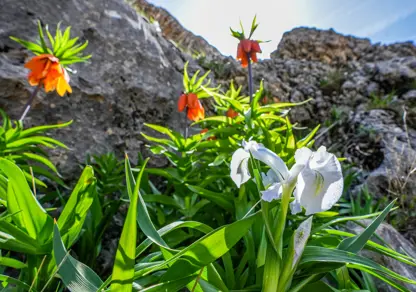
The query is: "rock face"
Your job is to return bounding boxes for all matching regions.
[272,27,416,65]
[129,0,223,59]
[0,0,191,177]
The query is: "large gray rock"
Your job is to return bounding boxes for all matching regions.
[0,0,189,177]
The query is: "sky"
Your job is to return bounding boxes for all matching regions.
[148,0,416,58]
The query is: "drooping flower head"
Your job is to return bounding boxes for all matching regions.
[226,107,238,118]
[231,16,263,67]
[230,141,343,215]
[178,93,205,122]
[11,21,91,96]
[25,54,72,96]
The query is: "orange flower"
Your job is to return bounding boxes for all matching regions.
[178,93,205,121]
[236,40,262,68]
[200,128,216,140]
[24,54,72,96]
[226,108,238,118]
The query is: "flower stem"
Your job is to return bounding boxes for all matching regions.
[247,53,253,104]
[19,84,41,121]
[274,184,294,256]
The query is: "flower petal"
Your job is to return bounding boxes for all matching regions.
[178,94,187,112]
[244,141,289,181]
[296,149,343,215]
[261,169,279,187]
[261,182,283,202]
[230,148,251,188]
[290,198,302,215]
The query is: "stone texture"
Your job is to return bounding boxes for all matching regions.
[0,0,191,177]
[271,27,416,65]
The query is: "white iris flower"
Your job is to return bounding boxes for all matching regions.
[230,141,343,215]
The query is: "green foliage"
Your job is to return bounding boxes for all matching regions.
[368,90,397,109]
[2,16,415,292]
[0,110,70,189]
[10,20,91,66]
[182,61,219,98]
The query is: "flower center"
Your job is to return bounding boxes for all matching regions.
[313,170,325,196]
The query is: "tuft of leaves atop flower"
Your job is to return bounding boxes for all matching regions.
[182,61,219,98]
[10,20,91,66]
[230,15,259,40]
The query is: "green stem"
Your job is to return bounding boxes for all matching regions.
[273,184,293,256]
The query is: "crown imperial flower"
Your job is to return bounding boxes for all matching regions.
[178,93,205,122]
[24,54,72,96]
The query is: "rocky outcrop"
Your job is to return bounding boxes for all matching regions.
[0,0,195,177]
[128,0,223,59]
[272,27,416,65]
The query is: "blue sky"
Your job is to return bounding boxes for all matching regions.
[148,0,416,58]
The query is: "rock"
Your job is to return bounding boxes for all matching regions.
[0,0,191,178]
[271,27,416,65]
[346,220,416,292]
[129,0,223,60]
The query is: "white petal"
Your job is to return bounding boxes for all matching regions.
[295,147,313,165]
[290,199,302,214]
[296,149,343,215]
[261,182,283,202]
[261,169,280,187]
[245,141,289,181]
[230,148,251,188]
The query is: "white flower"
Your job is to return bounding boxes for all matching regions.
[290,146,343,215]
[230,141,343,215]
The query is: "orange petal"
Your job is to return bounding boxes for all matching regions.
[56,75,72,96]
[187,93,199,109]
[237,43,243,61]
[226,108,238,118]
[251,41,262,53]
[251,52,258,63]
[178,94,187,112]
[24,54,50,70]
[241,39,252,53]
[241,53,249,68]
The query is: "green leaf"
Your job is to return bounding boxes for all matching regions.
[183,61,190,92]
[158,212,260,281]
[110,158,149,292]
[125,157,168,249]
[0,159,53,243]
[53,223,103,292]
[37,20,49,53]
[144,123,184,149]
[57,166,96,247]
[299,246,416,285]
[6,136,68,150]
[140,276,195,291]
[185,184,234,212]
[19,120,73,138]
[9,37,44,54]
[338,200,396,253]
[136,221,213,258]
